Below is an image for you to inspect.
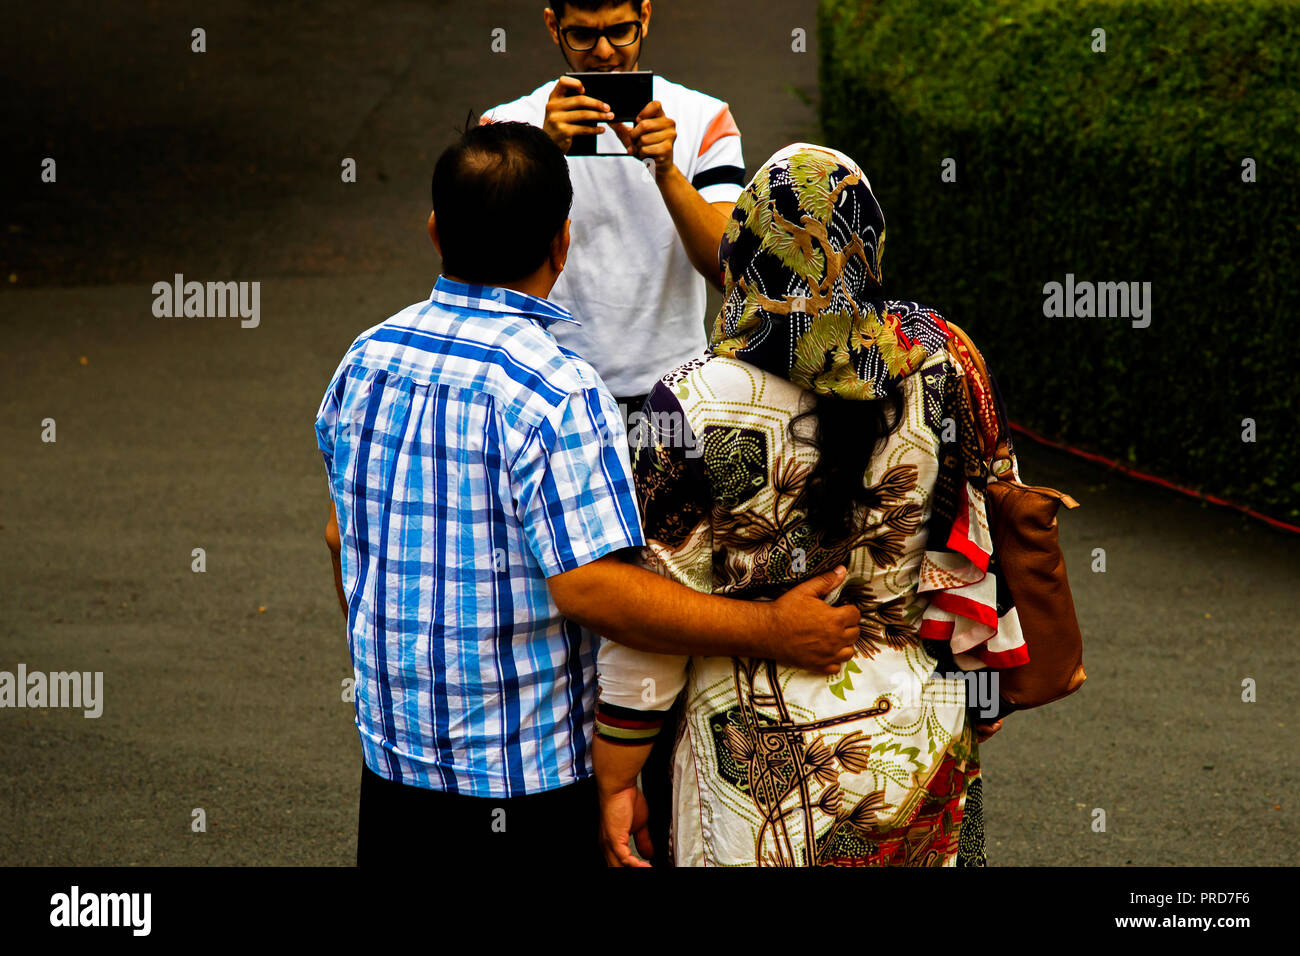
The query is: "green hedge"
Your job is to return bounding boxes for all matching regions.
[819,0,1300,522]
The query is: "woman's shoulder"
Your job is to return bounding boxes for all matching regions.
[652,352,809,415]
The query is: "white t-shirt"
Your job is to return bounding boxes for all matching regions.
[483,75,745,397]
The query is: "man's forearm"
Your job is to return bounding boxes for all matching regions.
[658,165,730,290]
[558,555,773,658]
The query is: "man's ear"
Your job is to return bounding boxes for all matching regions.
[641,0,652,39]
[551,219,571,273]
[543,7,560,46]
[428,210,441,255]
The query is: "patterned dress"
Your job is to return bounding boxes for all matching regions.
[599,349,989,866]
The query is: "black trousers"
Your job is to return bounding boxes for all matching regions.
[357,761,604,869]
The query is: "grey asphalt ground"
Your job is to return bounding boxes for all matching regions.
[2,1,1297,866]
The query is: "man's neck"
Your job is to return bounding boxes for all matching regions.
[443,272,554,300]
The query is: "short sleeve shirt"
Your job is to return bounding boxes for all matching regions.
[315,276,645,797]
[483,74,746,396]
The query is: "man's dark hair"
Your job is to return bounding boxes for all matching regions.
[431,121,573,284]
[548,0,645,17]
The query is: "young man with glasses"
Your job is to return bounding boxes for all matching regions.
[481,0,744,419]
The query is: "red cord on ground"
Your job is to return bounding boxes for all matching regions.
[1008,421,1300,536]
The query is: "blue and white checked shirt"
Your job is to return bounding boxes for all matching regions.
[315,276,645,798]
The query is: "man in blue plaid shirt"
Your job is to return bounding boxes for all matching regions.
[316,120,859,868]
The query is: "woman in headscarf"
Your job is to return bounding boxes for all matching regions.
[592,143,1026,867]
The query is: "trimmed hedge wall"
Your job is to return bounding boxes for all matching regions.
[819,0,1299,522]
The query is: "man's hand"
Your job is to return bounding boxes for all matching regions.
[972,718,1004,742]
[610,100,676,181]
[549,556,859,671]
[326,499,347,618]
[765,566,861,674]
[543,76,614,154]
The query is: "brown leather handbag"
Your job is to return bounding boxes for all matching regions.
[947,323,1087,712]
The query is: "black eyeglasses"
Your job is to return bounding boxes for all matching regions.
[560,20,642,52]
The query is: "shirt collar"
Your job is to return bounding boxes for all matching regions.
[430,275,580,328]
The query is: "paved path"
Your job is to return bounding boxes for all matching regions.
[2,0,1296,866]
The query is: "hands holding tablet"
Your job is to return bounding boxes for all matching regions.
[542,72,674,178]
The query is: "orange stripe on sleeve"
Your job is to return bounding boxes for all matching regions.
[698,105,740,157]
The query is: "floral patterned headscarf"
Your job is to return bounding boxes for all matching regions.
[710,143,951,400]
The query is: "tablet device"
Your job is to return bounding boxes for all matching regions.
[566,70,653,122]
